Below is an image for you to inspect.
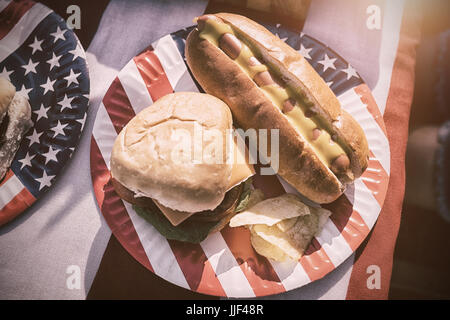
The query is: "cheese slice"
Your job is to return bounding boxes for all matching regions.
[157,133,255,226]
[227,132,256,189]
[154,200,197,226]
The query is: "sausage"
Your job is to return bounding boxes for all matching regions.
[312,128,321,141]
[331,134,338,142]
[197,15,243,60]
[196,15,220,31]
[282,98,296,113]
[219,33,242,60]
[254,71,276,87]
[330,154,350,174]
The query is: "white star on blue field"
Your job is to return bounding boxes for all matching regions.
[0,12,89,196]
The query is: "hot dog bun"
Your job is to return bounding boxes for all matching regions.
[185,13,369,204]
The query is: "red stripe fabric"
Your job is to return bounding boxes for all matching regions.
[345,1,422,299]
[0,0,35,40]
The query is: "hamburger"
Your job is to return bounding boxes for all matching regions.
[0,77,32,180]
[110,92,255,243]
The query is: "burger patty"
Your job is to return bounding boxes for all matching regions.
[189,183,243,222]
[111,178,244,223]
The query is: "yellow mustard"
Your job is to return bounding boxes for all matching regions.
[199,18,346,167]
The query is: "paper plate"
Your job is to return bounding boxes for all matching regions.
[90,24,390,297]
[0,0,89,226]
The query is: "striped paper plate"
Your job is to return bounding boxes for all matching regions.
[0,0,89,226]
[90,25,390,297]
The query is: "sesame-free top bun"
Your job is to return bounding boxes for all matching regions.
[0,77,15,122]
[110,92,234,213]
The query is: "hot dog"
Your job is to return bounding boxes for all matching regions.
[185,13,369,204]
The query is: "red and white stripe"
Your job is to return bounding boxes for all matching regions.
[0,171,36,224]
[124,201,191,290]
[0,1,52,60]
[91,33,390,297]
[117,59,154,113]
[338,87,390,175]
[152,35,199,93]
[200,232,255,297]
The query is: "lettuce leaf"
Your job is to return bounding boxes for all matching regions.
[235,178,253,213]
[133,205,217,243]
[132,178,254,243]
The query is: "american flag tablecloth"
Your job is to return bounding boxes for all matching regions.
[0,0,421,300]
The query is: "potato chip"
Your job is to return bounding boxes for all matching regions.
[252,224,303,260]
[284,214,319,253]
[229,193,333,262]
[229,193,310,227]
[284,207,331,252]
[251,206,332,261]
[250,229,288,262]
[276,217,298,232]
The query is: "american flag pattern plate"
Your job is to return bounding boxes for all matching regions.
[90,25,390,297]
[0,0,89,226]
